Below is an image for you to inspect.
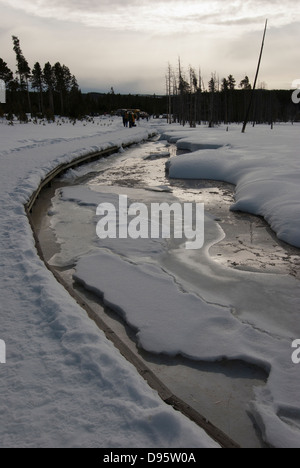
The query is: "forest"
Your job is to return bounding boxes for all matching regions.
[0,36,298,124]
[165,62,300,128]
[0,36,84,121]
[0,36,167,120]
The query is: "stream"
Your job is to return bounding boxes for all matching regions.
[32,136,300,448]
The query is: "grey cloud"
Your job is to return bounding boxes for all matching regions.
[216,16,271,27]
[2,0,298,31]
[0,0,298,93]
[16,0,156,13]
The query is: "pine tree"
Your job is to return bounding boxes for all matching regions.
[43,62,55,117]
[71,75,79,92]
[31,62,44,115]
[240,76,252,90]
[228,75,236,90]
[54,62,72,115]
[177,59,190,126]
[221,78,228,92]
[221,78,229,124]
[12,36,32,115]
[0,59,13,84]
[208,73,217,127]
[69,75,84,118]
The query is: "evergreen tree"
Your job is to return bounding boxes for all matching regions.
[43,62,55,116]
[54,62,72,115]
[31,62,44,115]
[12,36,32,115]
[240,76,252,90]
[69,75,84,118]
[221,78,229,92]
[71,75,79,92]
[177,59,190,126]
[208,74,217,127]
[228,75,236,90]
[0,59,13,84]
[221,78,229,124]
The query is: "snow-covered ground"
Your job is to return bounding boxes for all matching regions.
[50,121,300,448]
[1,116,300,448]
[0,116,219,448]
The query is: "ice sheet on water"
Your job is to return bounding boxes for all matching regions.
[49,186,168,267]
[74,248,300,448]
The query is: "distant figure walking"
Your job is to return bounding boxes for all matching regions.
[123,112,129,127]
[128,112,136,128]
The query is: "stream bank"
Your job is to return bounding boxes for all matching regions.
[28,138,294,447]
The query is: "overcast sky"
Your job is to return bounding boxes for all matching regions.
[0,0,299,94]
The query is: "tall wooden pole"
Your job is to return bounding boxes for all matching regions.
[242,19,268,133]
[168,64,172,124]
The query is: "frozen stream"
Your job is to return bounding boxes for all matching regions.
[33,137,300,448]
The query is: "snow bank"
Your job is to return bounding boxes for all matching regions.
[0,117,218,448]
[165,124,300,248]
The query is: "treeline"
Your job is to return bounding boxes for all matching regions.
[0,36,167,121]
[85,90,167,117]
[0,36,83,121]
[1,37,297,124]
[166,63,300,127]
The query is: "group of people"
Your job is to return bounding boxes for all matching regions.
[122,111,137,128]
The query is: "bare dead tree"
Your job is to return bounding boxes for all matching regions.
[242,20,268,133]
[166,63,173,124]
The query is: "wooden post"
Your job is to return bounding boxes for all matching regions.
[242,20,268,133]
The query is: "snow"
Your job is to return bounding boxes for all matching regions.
[1,116,300,448]
[165,124,300,248]
[74,250,272,367]
[0,117,219,448]
[56,122,300,448]
[70,191,300,447]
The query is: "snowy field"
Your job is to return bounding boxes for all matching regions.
[0,117,219,448]
[1,116,300,448]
